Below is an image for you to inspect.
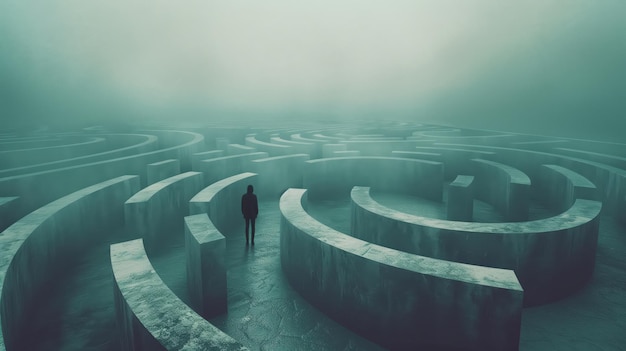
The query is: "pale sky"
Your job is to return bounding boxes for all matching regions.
[1,1,625,139]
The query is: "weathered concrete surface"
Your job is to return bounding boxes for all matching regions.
[124,171,204,248]
[111,238,246,351]
[249,154,309,198]
[303,156,443,201]
[146,159,180,185]
[471,158,531,221]
[0,175,140,351]
[184,214,227,319]
[351,186,602,306]
[281,188,524,350]
[447,175,474,221]
[189,172,258,233]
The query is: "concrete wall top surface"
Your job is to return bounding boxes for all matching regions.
[451,175,475,187]
[125,171,203,204]
[185,213,222,244]
[351,186,601,234]
[190,172,257,204]
[541,164,596,189]
[472,158,531,185]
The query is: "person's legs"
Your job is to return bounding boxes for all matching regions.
[245,217,250,244]
[251,218,256,245]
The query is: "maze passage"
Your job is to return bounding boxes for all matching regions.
[0,122,625,350]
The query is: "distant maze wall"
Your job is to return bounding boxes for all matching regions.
[0,122,623,350]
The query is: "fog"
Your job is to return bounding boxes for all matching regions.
[1,1,624,140]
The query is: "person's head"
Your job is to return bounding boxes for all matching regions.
[247,185,254,193]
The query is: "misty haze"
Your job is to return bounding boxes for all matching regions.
[1,2,625,351]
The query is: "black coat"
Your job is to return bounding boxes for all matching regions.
[241,193,258,219]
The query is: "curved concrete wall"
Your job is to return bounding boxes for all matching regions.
[414,146,496,180]
[280,188,523,350]
[0,197,18,232]
[184,214,227,319]
[142,130,205,171]
[124,171,204,248]
[245,136,292,156]
[535,164,598,213]
[269,136,315,156]
[341,140,422,156]
[471,158,531,221]
[111,238,246,351]
[0,131,204,220]
[0,136,108,169]
[351,186,602,306]
[0,175,140,350]
[191,150,224,170]
[437,142,626,223]
[249,154,309,198]
[0,134,159,179]
[303,156,443,201]
[195,152,267,185]
[189,172,258,233]
[289,133,326,158]
[447,175,474,221]
[146,159,180,185]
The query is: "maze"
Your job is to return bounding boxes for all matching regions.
[0,122,625,350]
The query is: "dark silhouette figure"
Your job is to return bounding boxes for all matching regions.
[241,184,258,245]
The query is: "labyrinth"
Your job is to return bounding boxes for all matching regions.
[0,121,625,350]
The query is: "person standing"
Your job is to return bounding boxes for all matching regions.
[241,184,258,245]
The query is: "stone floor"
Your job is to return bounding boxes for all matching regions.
[19,195,626,350]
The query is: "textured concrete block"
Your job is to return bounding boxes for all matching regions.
[185,214,227,318]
